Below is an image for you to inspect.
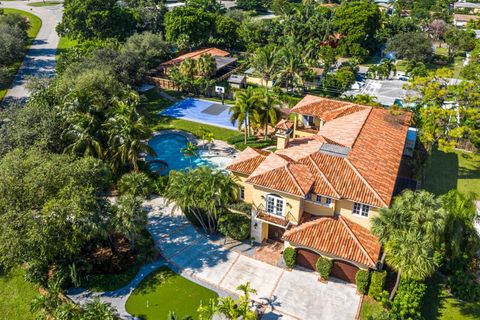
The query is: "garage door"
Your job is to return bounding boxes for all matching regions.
[331,260,359,283]
[296,248,320,270]
[268,224,285,242]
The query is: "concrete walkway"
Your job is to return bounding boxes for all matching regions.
[0,1,63,103]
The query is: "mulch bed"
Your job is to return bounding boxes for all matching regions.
[87,235,138,274]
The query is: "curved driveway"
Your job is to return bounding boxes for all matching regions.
[0,1,63,103]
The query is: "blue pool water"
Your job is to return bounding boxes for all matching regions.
[146,133,231,174]
[161,98,238,130]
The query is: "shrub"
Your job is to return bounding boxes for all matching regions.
[24,260,48,285]
[448,270,480,302]
[152,175,169,195]
[368,270,387,299]
[234,140,274,151]
[316,257,333,280]
[218,211,251,241]
[355,269,370,294]
[283,247,296,269]
[391,279,426,319]
[228,201,253,214]
[117,172,152,198]
[227,134,256,145]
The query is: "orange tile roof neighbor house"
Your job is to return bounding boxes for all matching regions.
[283,216,381,268]
[227,95,412,208]
[160,48,230,67]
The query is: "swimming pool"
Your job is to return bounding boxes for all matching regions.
[161,98,238,130]
[146,133,231,174]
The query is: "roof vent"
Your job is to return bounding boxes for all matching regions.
[319,144,350,158]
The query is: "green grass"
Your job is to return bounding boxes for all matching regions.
[359,297,385,320]
[125,266,218,320]
[0,9,42,102]
[56,35,78,59]
[422,273,480,319]
[424,148,480,198]
[0,268,39,320]
[28,1,62,6]
[142,88,239,142]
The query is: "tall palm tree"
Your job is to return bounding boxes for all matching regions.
[114,194,146,250]
[62,112,104,158]
[229,87,261,144]
[275,45,308,93]
[104,97,156,172]
[179,58,196,78]
[181,141,198,167]
[257,89,281,141]
[371,190,445,299]
[250,45,280,89]
[195,54,216,78]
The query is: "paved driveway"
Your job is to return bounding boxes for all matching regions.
[146,197,361,320]
[0,1,63,103]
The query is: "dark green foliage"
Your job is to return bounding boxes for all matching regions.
[391,279,426,319]
[218,211,251,241]
[368,271,386,299]
[118,172,152,198]
[234,139,274,151]
[385,32,433,62]
[316,257,333,280]
[283,247,296,269]
[227,134,257,145]
[355,269,370,294]
[236,0,267,11]
[228,201,253,215]
[152,175,170,195]
[448,271,480,302]
[0,13,29,66]
[24,261,48,286]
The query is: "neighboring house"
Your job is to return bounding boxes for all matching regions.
[454,2,480,14]
[454,14,480,27]
[227,95,413,283]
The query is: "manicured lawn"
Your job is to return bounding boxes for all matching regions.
[422,273,480,320]
[359,297,385,320]
[28,1,62,6]
[424,148,480,198]
[142,88,239,142]
[0,268,39,320]
[0,8,42,102]
[56,35,78,59]
[125,266,218,320]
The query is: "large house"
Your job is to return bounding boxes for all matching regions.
[226,95,414,283]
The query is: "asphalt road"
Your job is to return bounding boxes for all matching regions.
[1,0,63,103]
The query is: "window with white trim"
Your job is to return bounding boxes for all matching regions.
[353,202,370,217]
[316,195,322,203]
[325,197,332,205]
[266,194,284,216]
[239,187,245,200]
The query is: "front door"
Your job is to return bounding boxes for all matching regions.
[268,224,285,242]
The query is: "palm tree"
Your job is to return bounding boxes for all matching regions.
[195,54,216,78]
[275,45,308,93]
[250,45,280,89]
[62,112,104,158]
[197,299,218,320]
[181,141,198,167]
[179,58,196,78]
[229,87,261,144]
[204,132,214,151]
[257,88,281,141]
[114,194,146,250]
[104,97,156,172]
[371,190,445,299]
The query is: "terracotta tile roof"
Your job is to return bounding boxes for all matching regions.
[282,215,381,268]
[226,147,269,175]
[291,95,368,122]
[275,119,293,130]
[161,48,230,67]
[231,95,411,207]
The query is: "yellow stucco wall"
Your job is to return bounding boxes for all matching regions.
[304,199,336,216]
[250,185,303,225]
[232,173,255,203]
[335,199,380,229]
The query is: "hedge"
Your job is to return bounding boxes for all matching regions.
[283,247,296,269]
[316,257,333,280]
[391,279,426,319]
[234,140,274,151]
[227,134,256,145]
[355,269,370,294]
[218,211,251,241]
[368,270,387,299]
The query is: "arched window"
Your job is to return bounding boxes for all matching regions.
[266,194,284,216]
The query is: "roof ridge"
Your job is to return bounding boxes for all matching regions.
[283,216,330,236]
[285,163,306,197]
[339,216,376,266]
[344,158,388,207]
[350,107,373,149]
[307,154,341,198]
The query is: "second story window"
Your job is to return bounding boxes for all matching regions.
[325,197,332,205]
[239,187,245,200]
[316,195,322,203]
[306,193,312,200]
[353,202,370,217]
[266,194,284,216]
